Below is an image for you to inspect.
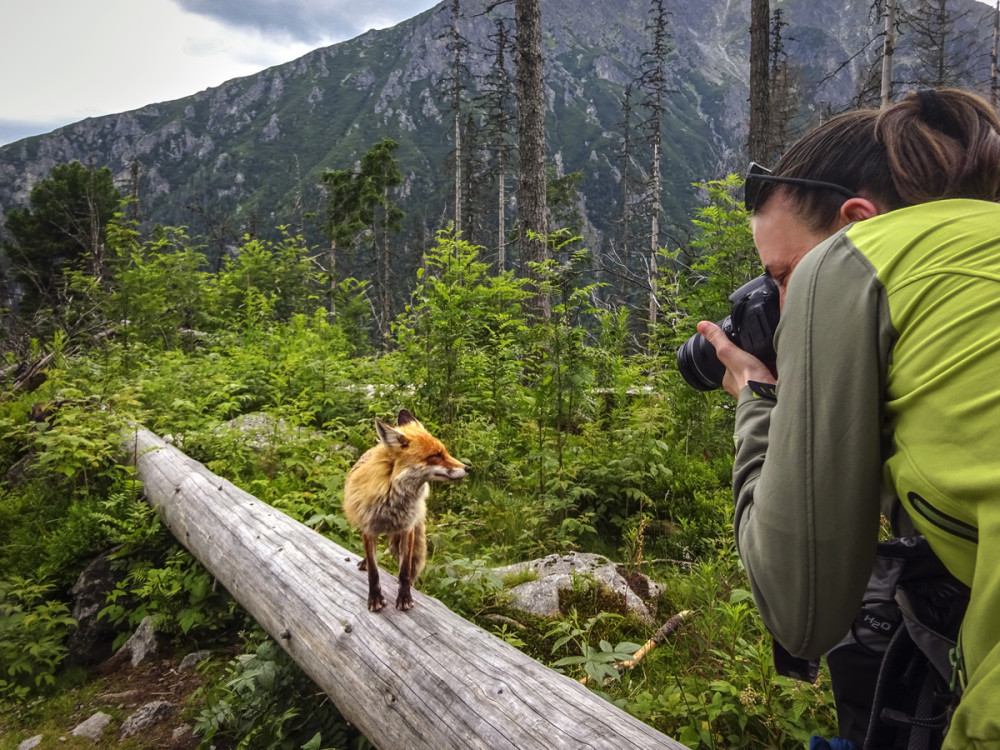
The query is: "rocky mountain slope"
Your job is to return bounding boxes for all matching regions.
[0,0,995,252]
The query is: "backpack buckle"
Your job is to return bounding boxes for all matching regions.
[948,641,967,696]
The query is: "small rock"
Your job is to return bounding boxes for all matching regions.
[180,649,213,669]
[69,711,112,741]
[119,700,174,738]
[17,736,43,750]
[172,724,194,741]
[118,615,161,667]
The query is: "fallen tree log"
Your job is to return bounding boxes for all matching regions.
[125,428,687,750]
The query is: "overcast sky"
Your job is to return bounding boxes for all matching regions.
[0,0,440,147]
[3,1,998,148]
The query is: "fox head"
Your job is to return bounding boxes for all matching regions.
[374,409,470,484]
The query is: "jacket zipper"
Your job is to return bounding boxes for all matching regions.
[907,492,979,544]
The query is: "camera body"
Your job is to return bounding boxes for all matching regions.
[677,273,780,391]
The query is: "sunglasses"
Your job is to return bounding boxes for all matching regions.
[743,162,858,212]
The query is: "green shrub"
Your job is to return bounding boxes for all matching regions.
[0,577,76,702]
[193,634,365,750]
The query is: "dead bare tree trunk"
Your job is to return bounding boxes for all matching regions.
[125,428,687,750]
[482,16,515,271]
[639,0,671,337]
[498,167,507,270]
[992,0,999,110]
[377,202,391,348]
[748,0,771,163]
[515,0,550,317]
[882,0,897,108]
[648,140,660,330]
[455,113,463,238]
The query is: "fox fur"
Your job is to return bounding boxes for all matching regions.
[343,409,470,611]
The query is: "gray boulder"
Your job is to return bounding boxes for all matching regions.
[65,549,121,666]
[493,552,664,624]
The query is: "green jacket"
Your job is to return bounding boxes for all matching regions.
[731,199,1000,748]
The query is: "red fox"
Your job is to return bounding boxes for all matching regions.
[343,409,470,611]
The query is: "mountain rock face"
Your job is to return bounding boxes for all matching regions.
[0,0,995,253]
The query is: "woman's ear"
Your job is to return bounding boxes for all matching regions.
[839,197,881,224]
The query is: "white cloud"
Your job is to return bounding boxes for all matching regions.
[0,0,436,145]
[170,0,433,44]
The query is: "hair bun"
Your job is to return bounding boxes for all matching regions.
[916,90,959,138]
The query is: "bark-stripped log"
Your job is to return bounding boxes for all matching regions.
[125,428,687,750]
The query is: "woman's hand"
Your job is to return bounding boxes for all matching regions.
[696,321,777,399]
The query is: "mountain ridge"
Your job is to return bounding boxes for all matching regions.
[1,0,996,258]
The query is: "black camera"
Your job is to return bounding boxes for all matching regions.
[676,273,780,391]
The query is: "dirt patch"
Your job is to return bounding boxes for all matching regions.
[87,656,206,749]
[8,648,225,750]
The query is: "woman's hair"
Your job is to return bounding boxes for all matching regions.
[756,88,1000,230]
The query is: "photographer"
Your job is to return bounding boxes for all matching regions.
[695,89,1000,749]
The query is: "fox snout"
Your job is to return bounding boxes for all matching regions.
[431,463,471,481]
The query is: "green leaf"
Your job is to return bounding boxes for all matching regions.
[729,589,754,604]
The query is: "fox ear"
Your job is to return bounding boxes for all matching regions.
[396,409,420,428]
[375,418,408,448]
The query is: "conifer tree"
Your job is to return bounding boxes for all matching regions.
[903,0,978,88]
[3,161,121,316]
[767,8,794,160]
[638,0,672,331]
[480,15,516,270]
[322,139,404,348]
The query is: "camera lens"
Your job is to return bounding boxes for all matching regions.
[677,329,727,391]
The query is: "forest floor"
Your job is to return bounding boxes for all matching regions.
[1,647,219,750]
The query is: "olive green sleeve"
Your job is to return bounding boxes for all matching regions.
[731,233,893,659]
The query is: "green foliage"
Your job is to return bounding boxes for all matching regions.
[104,222,210,349]
[0,577,76,702]
[620,550,838,748]
[210,230,324,327]
[653,174,767,459]
[546,610,642,685]
[657,174,762,351]
[323,138,404,249]
[0,385,142,585]
[0,174,840,746]
[3,161,122,316]
[193,634,365,750]
[390,229,531,429]
[101,547,241,645]
[420,553,505,618]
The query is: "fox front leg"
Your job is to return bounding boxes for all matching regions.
[361,533,386,611]
[394,527,416,611]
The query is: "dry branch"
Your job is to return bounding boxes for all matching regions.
[580,609,695,686]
